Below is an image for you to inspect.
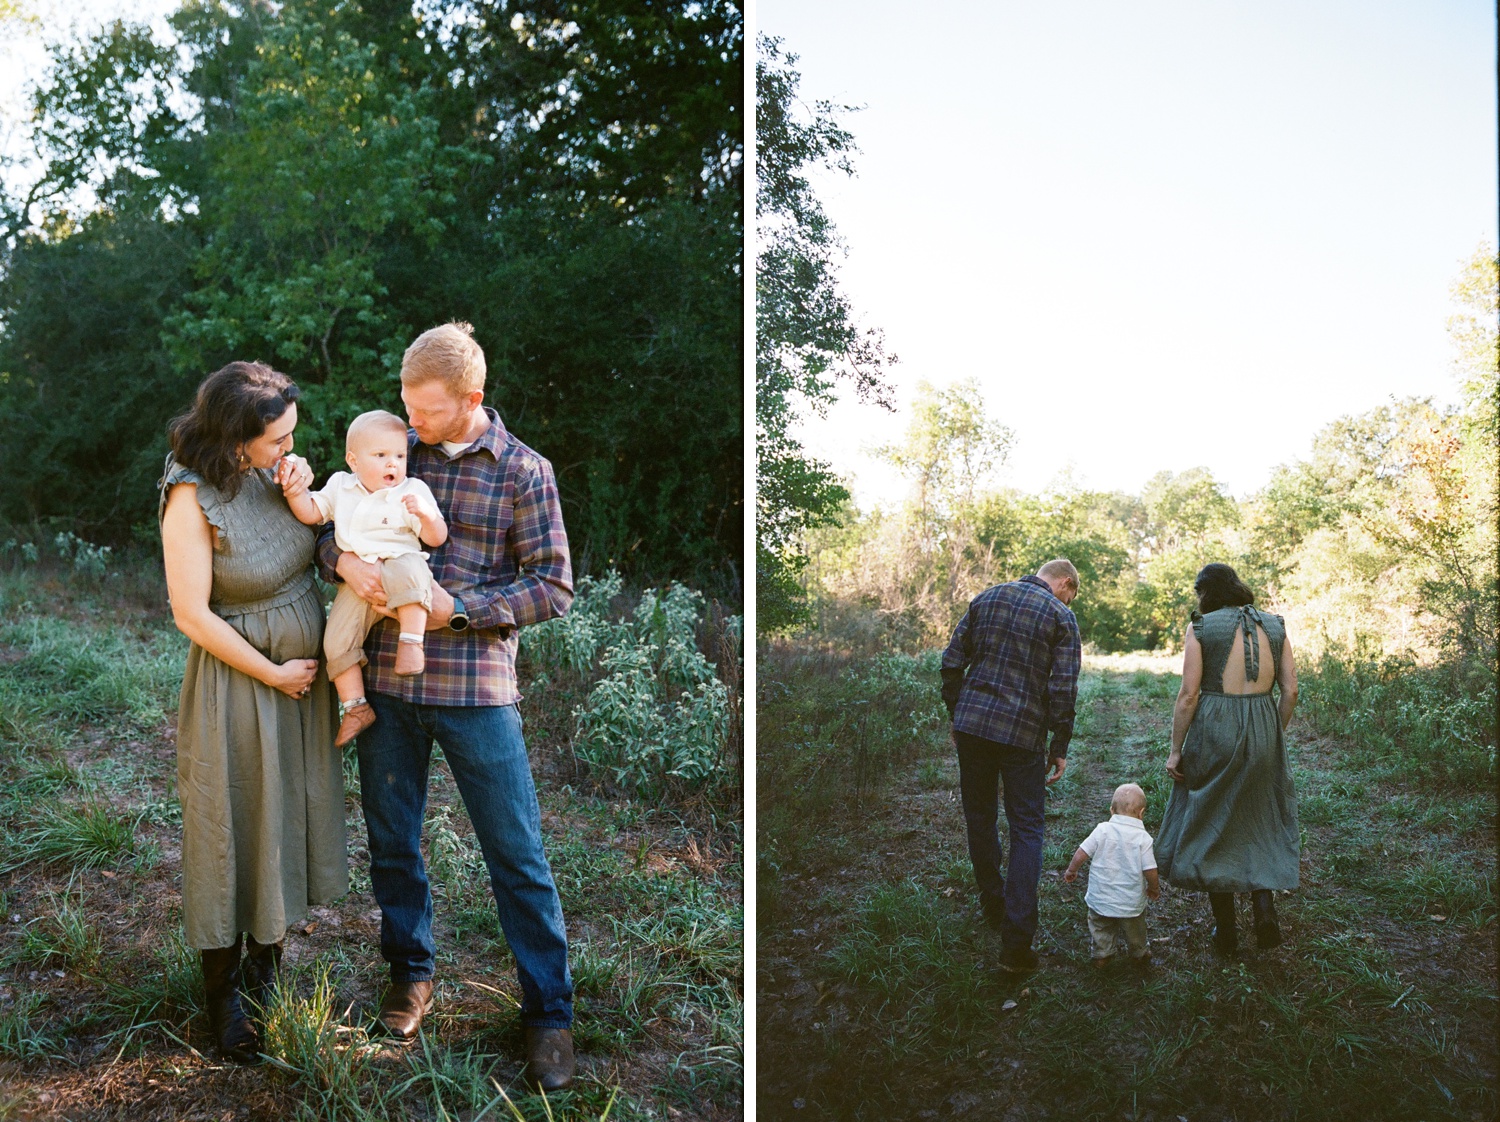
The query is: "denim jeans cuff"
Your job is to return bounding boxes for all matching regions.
[523,1016,573,1030]
[390,970,436,983]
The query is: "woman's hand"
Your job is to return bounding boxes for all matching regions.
[1165,749,1185,783]
[277,454,314,500]
[268,658,320,699]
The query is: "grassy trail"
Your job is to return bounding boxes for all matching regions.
[0,560,742,1121]
[758,651,1496,1122]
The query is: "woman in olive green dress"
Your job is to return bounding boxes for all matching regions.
[1156,563,1300,954]
[159,361,346,1062]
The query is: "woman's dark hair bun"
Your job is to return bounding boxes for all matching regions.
[1193,562,1255,615]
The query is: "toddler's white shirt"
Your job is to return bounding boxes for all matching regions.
[1079,814,1157,918]
[307,472,437,563]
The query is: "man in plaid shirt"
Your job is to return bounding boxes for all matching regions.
[317,322,576,1089]
[941,559,1082,973]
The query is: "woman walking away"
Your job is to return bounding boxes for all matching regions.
[1156,563,1300,954]
[159,362,346,1061]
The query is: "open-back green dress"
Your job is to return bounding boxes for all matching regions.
[160,457,346,950]
[1155,605,1300,892]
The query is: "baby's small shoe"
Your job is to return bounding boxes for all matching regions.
[335,701,375,749]
[394,641,425,677]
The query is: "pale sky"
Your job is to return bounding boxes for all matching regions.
[761,0,1498,505]
[1,0,179,199]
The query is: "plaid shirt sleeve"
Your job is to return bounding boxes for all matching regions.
[1046,611,1083,756]
[940,607,971,716]
[315,523,340,583]
[463,457,573,633]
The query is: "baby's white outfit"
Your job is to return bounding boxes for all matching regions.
[307,472,439,679]
[1078,813,1157,960]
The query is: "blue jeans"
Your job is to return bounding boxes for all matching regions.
[359,695,572,1028]
[955,731,1047,951]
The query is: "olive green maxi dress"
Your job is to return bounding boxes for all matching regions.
[160,458,347,950]
[1155,605,1300,892]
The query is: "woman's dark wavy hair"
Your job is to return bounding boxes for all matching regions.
[168,361,300,499]
[1193,563,1255,615]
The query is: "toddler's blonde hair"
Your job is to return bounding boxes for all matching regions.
[346,409,408,452]
[1110,783,1146,816]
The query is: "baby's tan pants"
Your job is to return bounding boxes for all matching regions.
[1087,907,1149,960]
[324,553,433,680]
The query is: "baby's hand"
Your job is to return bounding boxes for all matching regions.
[1147,886,1161,900]
[402,493,436,520]
[1063,868,1077,884]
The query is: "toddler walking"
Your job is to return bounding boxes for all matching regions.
[287,410,447,747]
[1064,782,1160,968]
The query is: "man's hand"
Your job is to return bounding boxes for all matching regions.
[425,584,455,630]
[336,553,387,605]
[1045,755,1067,786]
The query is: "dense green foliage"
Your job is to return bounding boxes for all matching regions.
[755,37,892,629]
[0,0,742,588]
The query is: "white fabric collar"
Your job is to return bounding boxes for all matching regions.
[339,472,409,498]
[1108,813,1146,830]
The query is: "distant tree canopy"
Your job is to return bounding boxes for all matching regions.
[803,245,1498,672]
[0,0,742,590]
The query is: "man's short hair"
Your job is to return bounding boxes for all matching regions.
[1036,558,1080,587]
[346,409,408,452]
[401,321,487,395]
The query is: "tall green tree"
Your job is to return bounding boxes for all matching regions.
[0,0,741,587]
[756,35,892,629]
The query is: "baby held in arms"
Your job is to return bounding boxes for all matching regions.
[286,410,447,747]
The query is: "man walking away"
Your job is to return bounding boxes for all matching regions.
[941,559,1082,972]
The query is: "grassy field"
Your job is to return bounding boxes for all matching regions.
[0,542,742,1121]
[757,644,1496,1122]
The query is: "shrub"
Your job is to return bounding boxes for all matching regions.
[519,571,628,678]
[1300,651,1496,787]
[572,582,737,798]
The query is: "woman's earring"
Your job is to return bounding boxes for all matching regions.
[237,448,249,469]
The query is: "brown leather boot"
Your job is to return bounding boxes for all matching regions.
[335,701,376,749]
[243,936,283,1016]
[524,1026,576,1092]
[377,980,434,1041]
[201,938,261,1064]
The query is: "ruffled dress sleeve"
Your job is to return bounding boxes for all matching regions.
[158,454,229,549]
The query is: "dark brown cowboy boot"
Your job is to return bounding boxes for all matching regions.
[376,980,434,1042]
[524,1026,576,1092]
[201,937,261,1064]
[243,935,283,1017]
[1209,892,1238,955]
[1251,890,1283,948]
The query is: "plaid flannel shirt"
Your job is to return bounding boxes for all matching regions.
[317,408,572,707]
[940,575,1082,757]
